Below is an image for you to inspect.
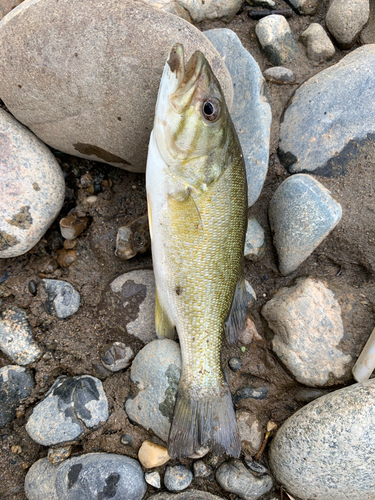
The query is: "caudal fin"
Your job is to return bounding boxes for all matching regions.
[168,382,240,459]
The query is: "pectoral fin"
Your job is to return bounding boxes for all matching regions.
[155,288,175,339]
[224,270,248,344]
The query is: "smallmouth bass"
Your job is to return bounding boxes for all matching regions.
[146,43,248,458]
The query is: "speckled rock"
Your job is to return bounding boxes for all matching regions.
[268,174,342,275]
[300,23,335,62]
[115,215,150,260]
[25,453,147,500]
[269,379,375,500]
[244,217,265,261]
[164,465,193,492]
[288,0,319,15]
[278,46,375,176]
[26,375,109,446]
[138,441,170,468]
[125,339,181,441]
[255,15,297,66]
[0,109,64,258]
[236,411,263,456]
[149,491,224,500]
[0,365,34,427]
[204,29,271,208]
[0,0,232,173]
[326,0,369,49]
[109,270,157,343]
[263,66,296,84]
[262,277,352,387]
[0,0,22,19]
[101,342,134,372]
[216,460,273,500]
[0,306,41,365]
[41,279,80,319]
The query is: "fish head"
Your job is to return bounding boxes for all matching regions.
[153,43,233,186]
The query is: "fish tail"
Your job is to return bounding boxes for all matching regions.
[168,381,240,459]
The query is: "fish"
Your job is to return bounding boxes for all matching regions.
[146,43,248,459]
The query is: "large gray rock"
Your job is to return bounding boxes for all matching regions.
[0,0,233,173]
[26,375,109,446]
[25,453,147,500]
[125,339,181,441]
[204,29,272,207]
[326,0,369,49]
[0,108,64,258]
[268,174,342,275]
[216,460,273,500]
[255,15,297,66]
[278,46,375,176]
[262,277,352,387]
[269,379,375,500]
[0,365,34,427]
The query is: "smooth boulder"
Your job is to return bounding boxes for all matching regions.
[0,0,233,173]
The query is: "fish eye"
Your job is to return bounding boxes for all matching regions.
[202,98,221,122]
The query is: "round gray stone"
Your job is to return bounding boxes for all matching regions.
[216,459,273,500]
[125,339,181,442]
[204,28,272,208]
[278,46,375,176]
[263,66,296,84]
[0,365,34,427]
[0,108,65,258]
[26,375,109,446]
[164,465,193,492]
[0,0,233,173]
[0,306,41,365]
[262,277,352,387]
[244,217,265,261]
[268,174,342,275]
[326,0,369,49]
[300,23,335,62]
[269,379,375,500]
[41,279,80,319]
[255,15,297,66]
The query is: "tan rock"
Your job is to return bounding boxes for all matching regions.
[0,0,233,173]
[138,440,170,468]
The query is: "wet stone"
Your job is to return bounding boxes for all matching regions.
[41,279,80,319]
[268,174,342,275]
[255,15,297,66]
[326,0,369,49]
[101,342,134,372]
[233,385,268,405]
[244,217,265,261]
[204,29,271,208]
[216,460,273,500]
[269,379,375,500]
[146,471,161,489]
[115,215,150,260]
[300,23,335,63]
[0,306,41,365]
[25,375,109,446]
[228,357,242,372]
[25,453,147,500]
[263,66,296,84]
[125,339,181,441]
[164,465,193,492]
[193,460,211,478]
[262,277,352,387]
[0,365,34,427]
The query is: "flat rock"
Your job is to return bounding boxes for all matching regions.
[149,491,224,500]
[0,365,34,427]
[263,66,296,84]
[244,217,265,261]
[125,339,181,441]
[0,0,233,173]
[288,0,319,15]
[26,375,109,446]
[255,15,297,66]
[268,174,342,275]
[25,453,147,500]
[107,270,156,343]
[262,277,352,387]
[300,23,335,62]
[269,379,375,500]
[164,465,193,492]
[204,29,271,207]
[278,46,375,176]
[0,306,41,365]
[326,0,369,49]
[216,459,273,500]
[41,279,80,319]
[0,108,64,258]
[236,411,263,456]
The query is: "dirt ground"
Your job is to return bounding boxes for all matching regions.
[1,1,375,499]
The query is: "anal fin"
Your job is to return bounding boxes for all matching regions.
[155,288,175,339]
[224,270,248,344]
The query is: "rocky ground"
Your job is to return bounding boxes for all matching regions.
[1,0,375,499]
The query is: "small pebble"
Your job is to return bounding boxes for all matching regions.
[300,23,335,63]
[138,440,170,468]
[115,214,150,260]
[264,66,296,84]
[164,465,193,492]
[233,384,269,405]
[121,434,134,446]
[228,357,242,372]
[63,238,77,250]
[48,445,72,465]
[59,213,89,240]
[244,217,265,261]
[193,460,211,478]
[11,445,22,454]
[255,15,297,66]
[56,248,77,268]
[101,342,134,372]
[84,195,98,204]
[145,471,161,489]
[28,280,37,295]
[41,279,80,318]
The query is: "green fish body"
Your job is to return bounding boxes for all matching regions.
[146,44,248,458]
